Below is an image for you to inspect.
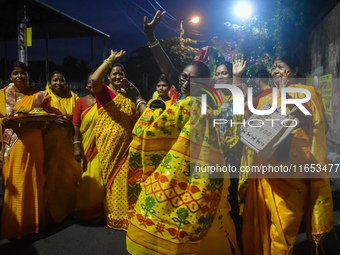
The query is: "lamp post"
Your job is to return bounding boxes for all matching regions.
[180,20,184,40]
[17,1,28,65]
[180,16,200,40]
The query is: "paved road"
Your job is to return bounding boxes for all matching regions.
[0,188,339,255]
[0,215,130,255]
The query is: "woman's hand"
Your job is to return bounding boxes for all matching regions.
[1,117,47,137]
[55,116,72,127]
[232,53,247,85]
[120,78,142,101]
[107,50,126,64]
[1,117,19,129]
[233,53,247,78]
[120,78,146,114]
[278,69,291,89]
[74,143,83,163]
[144,10,166,39]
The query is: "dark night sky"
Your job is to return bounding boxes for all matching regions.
[2,0,275,65]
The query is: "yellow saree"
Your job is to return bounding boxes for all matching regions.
[95,93,137,230]
[43,83,81,223]
[0,84,49,239]
[126,97,240,255]
[76,103,104,219]
[240,85,334,255]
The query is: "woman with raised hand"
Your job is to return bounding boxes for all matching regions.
[43,70,81,224]
[126,11,241,255]
[0,62,51,239]
[73,74,104,220]
[91,50,146,230]
[239,52,334,254]
[214,56,247,246]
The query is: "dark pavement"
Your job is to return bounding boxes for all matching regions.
[0,184,339,254]
[0,215,130,255]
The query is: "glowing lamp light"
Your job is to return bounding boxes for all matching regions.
[235,2,252,18]
[190,16,200,23]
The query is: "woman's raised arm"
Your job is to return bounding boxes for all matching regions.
[144,11,179,89]
[91,50,125,94]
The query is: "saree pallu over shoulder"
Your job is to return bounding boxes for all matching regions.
[1,84,48,116]
[45,83,79,116]
[80,104,98,162]
[76,103,104,219]
[95,93,137,230]
[0,85,49,162]
[127,97,240,255]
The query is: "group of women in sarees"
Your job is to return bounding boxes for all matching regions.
[0,64,81,239]
[124,11,334,255]
[0,9,335,255]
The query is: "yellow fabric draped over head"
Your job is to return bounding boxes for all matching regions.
[45,82,79,116]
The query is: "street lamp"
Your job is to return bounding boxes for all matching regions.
[190,16,200,24]
[235,2,253,19]
[180,16,200,40]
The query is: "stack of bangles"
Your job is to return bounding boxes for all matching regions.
[147,40,160,49]
[104,59,113,67]
[136,98,146,110]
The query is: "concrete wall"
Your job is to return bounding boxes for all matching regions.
[309,2,340,154]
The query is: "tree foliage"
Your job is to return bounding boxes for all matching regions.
[209,0,331,79]
[123,36,199,99]
[160,37,199,71]
[273,0,325,52]
[211,16,276,80]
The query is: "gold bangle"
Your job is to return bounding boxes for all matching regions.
[135,98,145,104]
[136,100,146,110]
[104,59,112,67]
[147,40,160,48]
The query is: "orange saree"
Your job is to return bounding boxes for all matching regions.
[43,84,80,223]
[240,85,334,255]
[0,84,49,239]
